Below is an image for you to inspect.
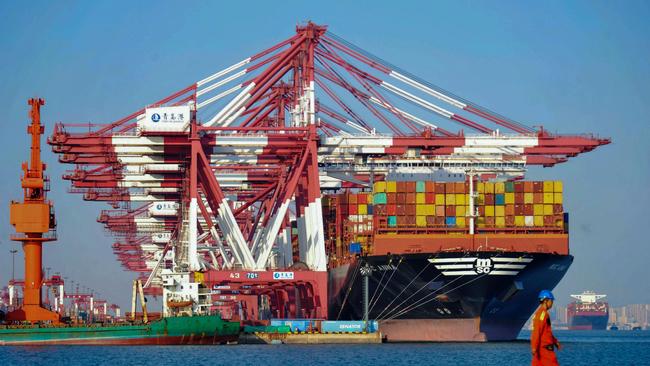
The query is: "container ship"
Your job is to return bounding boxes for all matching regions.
[326,179,572,341]
[567,291,608,330]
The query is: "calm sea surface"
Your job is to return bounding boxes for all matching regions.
[1,330,649,366]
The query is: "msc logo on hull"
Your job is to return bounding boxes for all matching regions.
[427,256,533,276]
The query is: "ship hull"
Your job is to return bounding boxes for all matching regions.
[329,252,573,342]
[0,315,240,346]
[568,314,608,330]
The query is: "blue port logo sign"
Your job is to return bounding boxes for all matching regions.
[272,271,294,280]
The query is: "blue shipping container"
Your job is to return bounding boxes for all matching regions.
[388,216,397,227]
[270,319,318,332]
[349,242,362,254]
[495,194,505,205]
[445,217,456,226]
[320,320,379,333]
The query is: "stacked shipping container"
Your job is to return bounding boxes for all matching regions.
[325,180,565,233]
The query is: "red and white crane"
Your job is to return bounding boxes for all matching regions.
[48,23,609,319]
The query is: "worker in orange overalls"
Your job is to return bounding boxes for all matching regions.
[531,290,561,365]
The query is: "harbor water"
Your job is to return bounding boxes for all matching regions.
[1,330,649,365]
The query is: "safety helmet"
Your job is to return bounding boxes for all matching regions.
[538,290,555,301]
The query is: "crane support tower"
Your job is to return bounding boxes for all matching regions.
[7,98,60,324]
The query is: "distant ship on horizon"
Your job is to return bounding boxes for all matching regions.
[568,291,608,330]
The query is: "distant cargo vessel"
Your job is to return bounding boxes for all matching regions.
[567,291,608,330]
[326,179,573,341]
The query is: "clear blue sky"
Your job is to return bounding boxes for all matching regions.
[0,1,648,308]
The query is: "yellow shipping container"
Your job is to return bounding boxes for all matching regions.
[505,193,515,204]
[446,194,456,205]
[554,193,563,204]
[358,204,367,215]
[495,182,505,194]
[456,217,466,227]
[533,204,544,216]
[416,193,426,204]
[457,205,466,217]
[544,205,553,215]
[515,216,525,226]
[543,181,554,192]
[386,181,397,193]
[554,181,563,193]
[534,216,544,226]
[556,218,564,228]
[416,205,427,216]
[416,216,427,227]
[543,193,554,204]
[477,182,485,193]
[485,206,495,217]
[456,194,466,205]
[524,193,534,204]
[425,204,435,216]
[477,194,485,205]
[435,194,445,205]
[485,182,495,193]
[495,216,505,227]
[374,181,386,193]
[495,206,505,217]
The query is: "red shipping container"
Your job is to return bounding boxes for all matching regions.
[524,181,534,192]
[357,193,367,204]
[514,182,524,193]
[514,205,525,215]
[485,194,495,205]
[505,205,515,216]
[406,182,416,192]
[455,182,465,193]
[405,216,416,226]
[396,205,407,216]
[515,193,525,203]
[435,183,446,192]
[425,181,435,192]
[426,216,437,225]
[446,206,456,216]
[406,193,416,204]
[349,205,358,215]
[478,206,485,216]
[396,193,406,203]
[387,193,396,204]
[397,216,408,226]
[406,205,416,215]
[435,217,445,226]
[523,204,534,215]
[374,205,387,216]
[425,193,435,204]
[387,205,397,216]
[485,217,495,226]
[397,182,407,192]
[445,182,455,193]
[553,204,563,214]
[505,216,515,226]
[533,181,543,193]
[533,193,544,204]
[544,216,554,226]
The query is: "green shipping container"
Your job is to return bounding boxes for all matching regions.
[505,181,515,193]
[388,216,398,227]
[373,192,387,205]
[416,181,426,192]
